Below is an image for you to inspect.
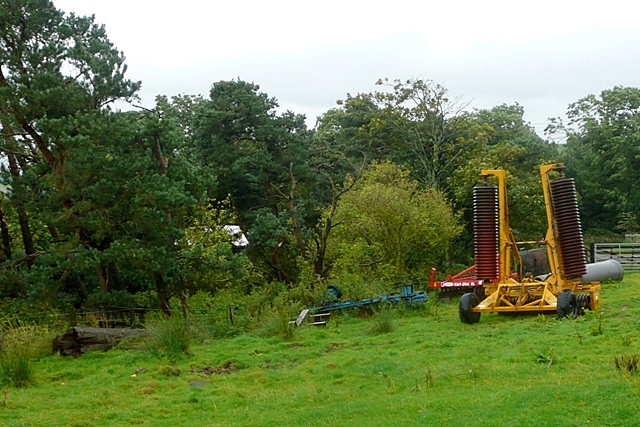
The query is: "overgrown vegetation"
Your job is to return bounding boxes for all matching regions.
[0,273,637,426]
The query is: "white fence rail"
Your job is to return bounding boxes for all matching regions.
[590,243,640,272]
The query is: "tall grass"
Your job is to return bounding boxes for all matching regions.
[257,306,295,341]
[368,305,396,335]
[144,316,191,361]
[0,321,53,387]
[0,346,32,388]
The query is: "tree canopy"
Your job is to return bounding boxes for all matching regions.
[0,0,636,315]
[559,86,640,232]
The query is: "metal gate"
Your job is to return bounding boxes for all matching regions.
[591,243,640,272]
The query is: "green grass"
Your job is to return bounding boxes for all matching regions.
[3,274,640,426]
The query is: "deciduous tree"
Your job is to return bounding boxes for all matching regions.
[327,161,461,283]
[559,86,640,232]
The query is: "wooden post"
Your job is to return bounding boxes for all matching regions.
[69,308,77,327]
[138,307,145,326]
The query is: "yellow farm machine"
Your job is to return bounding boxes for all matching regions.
[459,163,622,323]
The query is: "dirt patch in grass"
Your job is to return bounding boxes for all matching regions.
[326,342,349,352]
[191,360,238,376]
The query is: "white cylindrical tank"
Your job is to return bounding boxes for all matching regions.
[581,259,624,284]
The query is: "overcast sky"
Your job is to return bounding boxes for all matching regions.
[55,0,640,140]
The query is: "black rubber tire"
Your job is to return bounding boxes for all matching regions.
[557,290,575,318]
[459,293,481,324]
[326,284,342,300]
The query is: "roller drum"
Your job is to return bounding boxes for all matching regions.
[581,259,624,284]
[474,185,499,281]
[550,178,587,278]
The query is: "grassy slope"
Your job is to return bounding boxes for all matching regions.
[4,273,640,427]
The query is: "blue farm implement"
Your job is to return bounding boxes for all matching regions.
[292,284,427,327]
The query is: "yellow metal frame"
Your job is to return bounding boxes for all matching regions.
[472,163,600,314]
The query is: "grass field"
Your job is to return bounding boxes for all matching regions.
[2,273,640,427]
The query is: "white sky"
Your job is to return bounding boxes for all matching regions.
[55,0,640,140]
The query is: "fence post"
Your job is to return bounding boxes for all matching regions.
[69,308,77,327]
[590,243,595,264]
[138,307,145,327]
[229,305,235,325]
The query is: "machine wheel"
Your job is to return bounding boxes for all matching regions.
[557,290,576,318]
[459,293,481,324]
[326,284,342,300]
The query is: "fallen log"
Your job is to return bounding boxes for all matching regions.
[53,327,146,357]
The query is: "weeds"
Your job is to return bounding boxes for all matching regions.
[535,348,558,366]
[614,354,639,375]
[574,325,584,345]
[468,368,477,383]
[413,367,435,392]
[588,311,605,336]
[1,273,640,426]
[425,368,434,388]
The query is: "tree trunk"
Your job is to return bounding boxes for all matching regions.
[53,327,146,357]
[154,272,172,316]
[151,132,177,315]
[107,263,124,290]
[0,200,11,261]
[270,241,292,284]
[16,207,34,256]
[6,151,35,257]
[46,223,60,242]
[313,171,362,277]
[97,264,109,292]
[71,272,89,304]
